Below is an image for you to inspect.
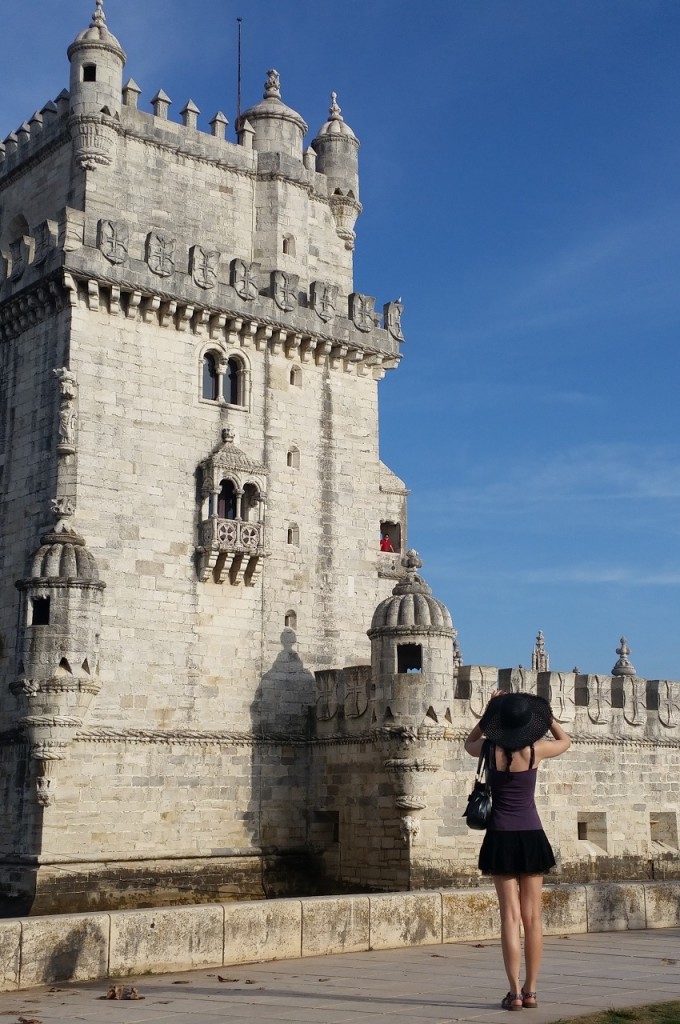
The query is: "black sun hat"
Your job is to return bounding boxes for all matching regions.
[479,692,553,749]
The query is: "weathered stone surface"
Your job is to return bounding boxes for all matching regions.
[369,892,441,950]
[586,883,646,932]
[224,899,302,964]
[543,884,587,936]
[301,895,369,956]
[108,905,223,976]
[643,882,680,928]
[442,887,500,942]
[0,920,21,991]
[19,912,109,987]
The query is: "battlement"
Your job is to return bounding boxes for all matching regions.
[314,662,680,743]
[0,91,71,182]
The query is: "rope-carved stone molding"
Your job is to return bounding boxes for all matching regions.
[74,727,309,747]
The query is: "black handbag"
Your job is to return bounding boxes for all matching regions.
[463,739,492,830]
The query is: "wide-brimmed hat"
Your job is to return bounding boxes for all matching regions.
[479,692,553,749]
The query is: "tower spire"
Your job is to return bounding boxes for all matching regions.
[92,0,106,25]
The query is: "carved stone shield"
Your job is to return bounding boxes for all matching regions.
[383,300,405,342]
[311,281,337,323]
[146,232,175,277]
[272,270,299,312]
[231,258,259,301]
[349,292,377,333]
[98,220,129,265]
[190,245,220,289]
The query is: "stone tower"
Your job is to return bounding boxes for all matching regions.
[0,2,408,912]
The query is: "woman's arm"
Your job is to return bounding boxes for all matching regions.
[464,690,503,757]
[464,721,485,758]
[535,718,571,761]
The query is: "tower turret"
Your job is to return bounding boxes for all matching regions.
[67,0,126,118]
[12,513,105,806]
[313,93,362,249]
[239,70,307,160]
[67,0,126,169]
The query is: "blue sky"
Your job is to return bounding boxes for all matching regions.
[3,1,679,678]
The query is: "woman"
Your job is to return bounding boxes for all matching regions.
[464,690,570,1011]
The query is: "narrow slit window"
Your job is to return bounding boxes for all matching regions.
[285,610,297,628]
[287,524,299,546]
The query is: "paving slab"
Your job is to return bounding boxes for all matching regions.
[0,928,678,1023]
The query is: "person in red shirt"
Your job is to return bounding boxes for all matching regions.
[380,534,394,552]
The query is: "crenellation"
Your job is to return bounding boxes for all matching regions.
[151,89,171,120]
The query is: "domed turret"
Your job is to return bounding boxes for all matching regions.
[312,93,362,248]
[313,92,360,199]
[13,514,106,805]
[239,70,308,160]
[368,551,455,730]
[67,0,126,118]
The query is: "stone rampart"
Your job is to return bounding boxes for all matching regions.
[1,882,679,991]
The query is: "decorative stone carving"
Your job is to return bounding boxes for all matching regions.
[71,115,118,170]
[316,671,338,721]
[612,637,636,677]
[658,681,680,728]
[34,221,55,266]
[623,676,646,726]
[98,220,129,265]
[548,672,575,724]
[272,270,299,312]
[349,293,377,333]
[231,258,260,301]
[146,232,176,277]
[311,281,338,323]
[468,666,500,718]
[344,666,369,718]
[383,300,404,342]
[400,816,420,845]
[532,630,549,672]
[53,367,78,456]
[190,245,220,289]
[9,236,30,281]
[587,675,612,724]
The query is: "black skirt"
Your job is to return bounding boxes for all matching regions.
[478,829,556,876]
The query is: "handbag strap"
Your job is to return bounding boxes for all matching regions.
[475,738,491,784]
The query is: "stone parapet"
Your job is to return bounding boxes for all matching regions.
[1,881,679,991]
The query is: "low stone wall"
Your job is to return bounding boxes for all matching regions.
[2,881,680,991]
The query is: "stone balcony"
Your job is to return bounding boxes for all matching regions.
[197,517,265,585]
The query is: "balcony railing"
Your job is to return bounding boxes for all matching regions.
[198,518,265,585]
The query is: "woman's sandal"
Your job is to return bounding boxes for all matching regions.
[501,992,524,1011]
[522,990,538,1009]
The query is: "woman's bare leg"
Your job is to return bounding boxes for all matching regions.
[519,873,544,994]
[493,874,522,993]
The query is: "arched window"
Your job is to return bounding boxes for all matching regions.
[202,353,218,400]
[242,483,260,522]
[217,479,237,520]
[83,64,97,82]
[289,366,301,387]
[226,357,245,406]
[285,610,297,629]
[286,447,300,469]
[287,523,300,546]
[282,234,295,256]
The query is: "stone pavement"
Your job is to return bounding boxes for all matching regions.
[1,928,679,1024]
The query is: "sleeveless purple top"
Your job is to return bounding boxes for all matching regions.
[488,749,543,832]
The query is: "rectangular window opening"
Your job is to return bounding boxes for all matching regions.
[31,596,50,626]
[577,812,607,851]
[650,811,678,850]
[397,643,422,673]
